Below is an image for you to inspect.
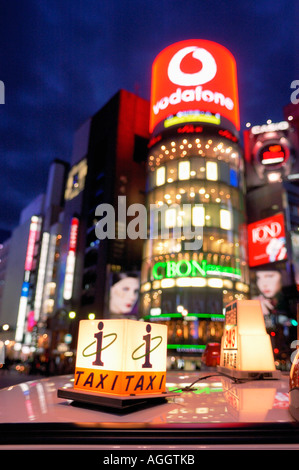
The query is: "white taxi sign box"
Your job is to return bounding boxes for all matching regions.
[58,319,171,408]
[218,300,280,379]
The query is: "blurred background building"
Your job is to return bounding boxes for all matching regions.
[0,41,298,372]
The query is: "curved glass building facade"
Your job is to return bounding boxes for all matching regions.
[140,40,250,362]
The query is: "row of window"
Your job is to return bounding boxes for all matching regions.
[140,286,249,317]
[143,227,246,259]
[148,136,240,170]
[147,181,245,213]
[143,203,245,241]
[148,157,242,191]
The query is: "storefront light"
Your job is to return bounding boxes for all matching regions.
[161,278,175,288]
[176,277,207,287]
[208,278,224,288]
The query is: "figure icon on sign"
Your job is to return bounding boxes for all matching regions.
[131,324,163,369]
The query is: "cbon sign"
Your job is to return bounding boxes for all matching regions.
[149,39,240,134]
[247,213,287,267]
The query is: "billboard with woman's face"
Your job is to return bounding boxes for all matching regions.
[107,271,140,319]
[250,265,291,326]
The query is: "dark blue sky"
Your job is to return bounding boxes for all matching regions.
[0,0,298,240]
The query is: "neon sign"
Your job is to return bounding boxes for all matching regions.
[24,216,41,271]
[152,259,241,280]
[260,144,287,166]
[150,40,240,134]
[63,217,79,300]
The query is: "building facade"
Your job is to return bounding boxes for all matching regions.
[244,118,299,362]
[140,40,250,364]
[51,89,150,353]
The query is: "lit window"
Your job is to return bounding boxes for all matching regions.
[220,209,232,230]
[192,206,205,226]
[178,161,190,180]
[165,208,177,228]
[156,166,165,186]
[206,161,218,181]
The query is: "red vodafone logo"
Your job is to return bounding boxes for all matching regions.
[150,40,240,134]
[167,46,217,86]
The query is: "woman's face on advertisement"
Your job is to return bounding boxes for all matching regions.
[256,270,282,299]
[109,277,140,314]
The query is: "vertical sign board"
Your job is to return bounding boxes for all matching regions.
[218,300,279,378]
[73,319,168,396]
[63,217,79,300]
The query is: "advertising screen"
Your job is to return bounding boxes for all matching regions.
[149,39,240,135]
[243,121,298,188]
[247,213,287,267]
[107,271,140,319]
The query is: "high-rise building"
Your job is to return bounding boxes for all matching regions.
[140,40,249,364]
[0,159,68,355]
[52,90,150,352]
[244,117,299,360]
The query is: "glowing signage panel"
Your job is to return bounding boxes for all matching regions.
[63,217,79,300]
[218,300,279,378]
[150,39,240,134]
[74,319,167,395]
[24,216,41,271]
[247,213,287,267]
[152,259,241,280]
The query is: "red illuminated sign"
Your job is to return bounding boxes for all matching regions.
[247,213,287,267]
[68,217,79,252]
[150,40,240,134]
[24,217,41,271]
[259,143,289,166]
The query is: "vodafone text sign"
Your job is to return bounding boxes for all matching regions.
[247,213,287,267]
[150,40,240,134]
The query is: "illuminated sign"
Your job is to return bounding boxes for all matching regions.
[257,143,289,167]
[34,231,50,320]
[24,216,41,271]
[63,217,79,300]
[73,319,167,395]
[218,300,280,379]
[15,216,42,342]
[152,259,241,280]
[247,213,287,267]
[251,121,289,135]
[150,40,240,134]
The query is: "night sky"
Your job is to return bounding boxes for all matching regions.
[0,0,298,241]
